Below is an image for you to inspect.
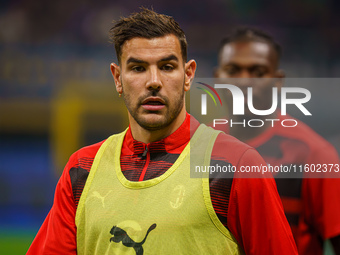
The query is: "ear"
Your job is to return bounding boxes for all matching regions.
[110,63,122,94]
[275,69,285,79]
[213,67,219,78]
[184,59,197,92]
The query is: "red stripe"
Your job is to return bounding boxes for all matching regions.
[139,146,150,181]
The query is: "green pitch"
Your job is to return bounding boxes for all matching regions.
[0,232,34,255]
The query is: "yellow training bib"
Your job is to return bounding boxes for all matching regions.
[76,124,243,255]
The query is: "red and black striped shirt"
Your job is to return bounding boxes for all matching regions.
[28,114,297,254]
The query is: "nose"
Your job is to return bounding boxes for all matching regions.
[238,69,252,79]
[236,70,252,92]
[146,66,162,90]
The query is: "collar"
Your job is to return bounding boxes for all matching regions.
[122,113,200,155]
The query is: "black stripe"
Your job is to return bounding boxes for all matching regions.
[276,178,302,198]
[285,212,300,226]
[69,167,89,207]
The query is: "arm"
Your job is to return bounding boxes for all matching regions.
[27,159,77,254]
[303,144,340,254]
[228,148,298,255]
[302,176,340,255]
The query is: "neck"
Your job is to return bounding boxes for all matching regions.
[229,112,277,142]
[129,110,187,144]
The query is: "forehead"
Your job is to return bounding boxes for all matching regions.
[120,34,182,64]
[219,41,277,67]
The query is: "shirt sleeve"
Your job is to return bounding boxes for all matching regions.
[302,143,340,240]
[27,157,77,255]
[227,148,298,255]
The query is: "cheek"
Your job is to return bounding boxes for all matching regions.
[217,71,230,79]
[122,77,141,92]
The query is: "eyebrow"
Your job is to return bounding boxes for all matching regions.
[126,57,146,65]
[224,62,269,68]
[160,54,179,62]
[126,54,179,65]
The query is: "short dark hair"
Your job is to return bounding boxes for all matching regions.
[218,26,282,61]
[109,7,187,64]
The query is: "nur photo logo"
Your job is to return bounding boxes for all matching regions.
[195,81,312,128]
[196,82,223,115]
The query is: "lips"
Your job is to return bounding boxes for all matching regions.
[141,97,166,111]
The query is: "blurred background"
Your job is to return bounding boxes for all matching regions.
[1,0,339,253]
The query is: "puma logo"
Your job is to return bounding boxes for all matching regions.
[109,223,157,255]
[90,190,112,208]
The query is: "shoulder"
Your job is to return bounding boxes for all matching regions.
[250,115,338,163]
[215,130,253,153]
[276,115,334,150]
[212,130,257,164]
[67,140,106,170]
[274,116,340,166]
[65,140,106,207]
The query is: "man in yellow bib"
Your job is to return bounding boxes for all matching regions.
[28,8,298,255]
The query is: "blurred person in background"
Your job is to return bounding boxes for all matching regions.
[27,8,298,255]
[214,26,340,255]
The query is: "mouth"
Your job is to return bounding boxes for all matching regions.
[141,97,166,111]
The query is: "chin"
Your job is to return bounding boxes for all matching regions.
[138,116,169,131]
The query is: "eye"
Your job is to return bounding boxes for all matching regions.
[251,68,267,77]
[223,66,239,76]
[161,64,174,71]
[131,66,145,72]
